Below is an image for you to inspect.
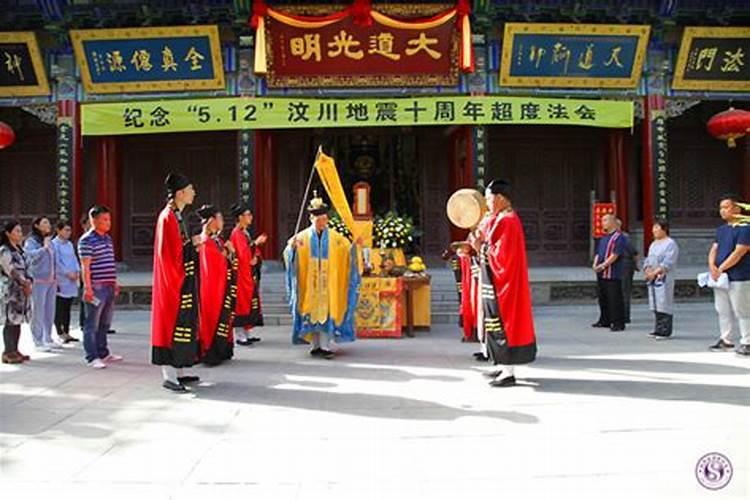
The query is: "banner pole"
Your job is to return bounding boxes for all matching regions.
[294,146,322,237]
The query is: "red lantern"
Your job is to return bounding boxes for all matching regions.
[0,121,15,149]
[707,107,750,148]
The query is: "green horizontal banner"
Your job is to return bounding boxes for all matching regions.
[81,95,633,136]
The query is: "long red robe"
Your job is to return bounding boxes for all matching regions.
[230,226,262,327]
[459,254,477,341]
[199,235,234,365]
[151,206,199,367]
[484,210,536,364]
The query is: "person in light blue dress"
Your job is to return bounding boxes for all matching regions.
[643,218,679,339]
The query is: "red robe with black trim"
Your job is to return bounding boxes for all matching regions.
[151,206,185,352]
[199,235,231,357]
[230,226,259,327]
[485,210,536,352]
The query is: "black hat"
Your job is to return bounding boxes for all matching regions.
[196,204,219,223]
[485,179,512,199]
[230,202,251,219]
[165,172,191,198]
[307,190,329,216]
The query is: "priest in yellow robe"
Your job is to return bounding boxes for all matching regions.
[284,193,361,359]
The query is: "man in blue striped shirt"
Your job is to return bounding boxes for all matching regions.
[78,205,122,369]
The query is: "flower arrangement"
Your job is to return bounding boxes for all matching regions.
[373,211,415,249]
[327,213,353,240]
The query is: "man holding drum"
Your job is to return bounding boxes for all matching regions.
[451,180,537,387]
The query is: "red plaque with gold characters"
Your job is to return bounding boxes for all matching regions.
[251,2,474,88]
[592,202,616,238]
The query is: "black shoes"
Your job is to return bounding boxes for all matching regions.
[247,337,261,343]
[591,322,609,328]
[489,376,517,388]
[709,339,735,351]
[473,352,488,361]
[177,375,200,385]
[610,325,625,332]
[236,339,253,346]
[310,348,335,359]
[162,380,188,393]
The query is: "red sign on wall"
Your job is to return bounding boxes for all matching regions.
[592,202,616,238]
[262,9,460,88]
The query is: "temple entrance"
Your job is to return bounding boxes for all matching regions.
[273,126,455,260]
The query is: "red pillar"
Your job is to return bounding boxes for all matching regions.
[95,136,122,261]
[743,139,750,201]
[641,95,661,253]
[613,129,629,231]
[254,131,278,256]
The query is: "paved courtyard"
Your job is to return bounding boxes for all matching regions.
[1,303,748,499]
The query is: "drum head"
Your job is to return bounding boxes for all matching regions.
[447,189,486,228]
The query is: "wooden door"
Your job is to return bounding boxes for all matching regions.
[0,111,56,226]
[490,126,604,266]
[119,131,237,264]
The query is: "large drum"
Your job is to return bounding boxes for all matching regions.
[446,188,487,229]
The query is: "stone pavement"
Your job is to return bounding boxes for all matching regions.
[1,303,748,500]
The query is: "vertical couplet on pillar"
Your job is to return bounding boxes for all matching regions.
[641,45,669,252]
[238,129,254,211]
[56,100,83,239]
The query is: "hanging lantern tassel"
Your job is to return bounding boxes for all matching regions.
[456,0,474,73]
[707,107,750,148]
[251,0,268,74]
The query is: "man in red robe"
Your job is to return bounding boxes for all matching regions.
[474,179,537,387]
[151,173,202,393]
[197,205,237,366]
[229,203,267,346]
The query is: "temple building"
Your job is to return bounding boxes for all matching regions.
[1,0,748,267]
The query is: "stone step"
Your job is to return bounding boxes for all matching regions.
[117,279,712,309]
[238,312,461,327]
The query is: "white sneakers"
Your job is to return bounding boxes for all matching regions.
[87,354,123,369]
[88,358,106,369]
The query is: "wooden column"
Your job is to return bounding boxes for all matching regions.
[641,96,656,251]
[608,129,629,230]
[254,130,278,256]
[95,136,122,261]
[640,44,670,253]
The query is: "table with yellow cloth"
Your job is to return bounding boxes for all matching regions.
[355,276,431,338]
[350,219,431,333]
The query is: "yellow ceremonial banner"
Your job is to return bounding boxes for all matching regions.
[315,150,357,238]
